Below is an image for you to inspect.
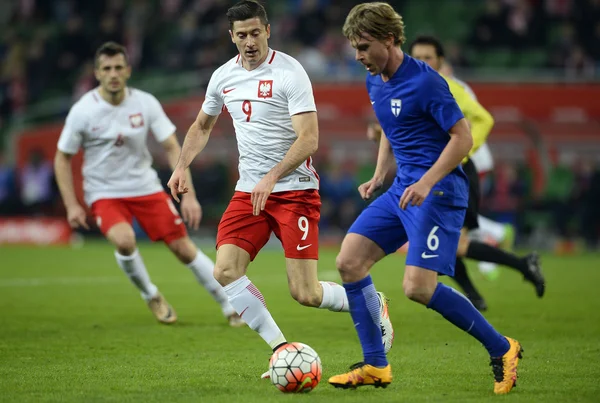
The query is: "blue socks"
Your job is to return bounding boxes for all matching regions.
[345,277,508,364]
[427,283,510,357]
[344,275,388,367]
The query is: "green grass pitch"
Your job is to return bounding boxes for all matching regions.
[1,242,599,402]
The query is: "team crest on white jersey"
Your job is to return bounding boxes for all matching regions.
[258,80,273,98]
[129,113,144,128]
[391,99,402,117]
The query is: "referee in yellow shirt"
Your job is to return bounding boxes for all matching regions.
[408,36,545,310]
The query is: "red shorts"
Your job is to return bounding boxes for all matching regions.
[91,192,187,244]
[216,190,321,260]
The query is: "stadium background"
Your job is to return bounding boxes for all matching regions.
[1,0,600,251]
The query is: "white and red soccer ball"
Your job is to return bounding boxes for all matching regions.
[269,342,322,393]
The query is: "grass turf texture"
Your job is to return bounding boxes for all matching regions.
[1,242,599,402]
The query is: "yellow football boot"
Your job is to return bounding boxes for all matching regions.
[329,363,392,389]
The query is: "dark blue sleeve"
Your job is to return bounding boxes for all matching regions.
[420,72,464,133]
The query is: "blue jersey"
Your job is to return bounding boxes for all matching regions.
[366,54,468,207]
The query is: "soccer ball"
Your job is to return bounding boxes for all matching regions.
[269,342,322,393]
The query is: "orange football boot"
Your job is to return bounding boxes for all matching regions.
[490,337,523,394]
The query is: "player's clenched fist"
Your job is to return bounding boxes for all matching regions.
[358,178,383,201]
[167,167,188,202]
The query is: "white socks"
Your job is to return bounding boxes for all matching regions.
[115,249,158,301]
[187,251,236,317]
[319,281,349,312]
[223,276,286,349]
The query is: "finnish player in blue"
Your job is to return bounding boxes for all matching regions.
[328,3,523,395]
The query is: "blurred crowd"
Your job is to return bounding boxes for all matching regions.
[1,0,600,127]
[465,0,599,75]
[1,0,599,250]
[2,147,600,251]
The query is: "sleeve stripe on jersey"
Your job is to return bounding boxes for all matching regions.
[305,157,320,182]
[268,51,277,64]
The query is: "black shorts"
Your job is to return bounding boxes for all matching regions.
[463,158,480,230]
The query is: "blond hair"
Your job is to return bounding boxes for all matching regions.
[342,2,406,46]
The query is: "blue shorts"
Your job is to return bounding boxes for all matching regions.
[348,190,465,276]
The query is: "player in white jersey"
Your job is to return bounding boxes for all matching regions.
[54,42,243,327]
[439,66,516,280]
[167,1,393,377]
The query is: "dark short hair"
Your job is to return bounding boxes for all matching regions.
[409,35,445,58]
[94,41,129,67]
[226,0,268,29]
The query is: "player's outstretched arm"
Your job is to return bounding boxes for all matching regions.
[399,118,472,209]
[168,110,218,202]
[359,127,395,201]
[54,150,89,229]
[250,111,318,216]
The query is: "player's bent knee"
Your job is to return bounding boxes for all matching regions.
[107,224,137,255]
[213,245,250,286]
[115,238,136,256]
[336,253,370,282]
[167,237,197,264]
[402,279,435,305]
[213,263,243,287]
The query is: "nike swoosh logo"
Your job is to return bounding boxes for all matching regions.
[421,252,439,259]
[370,101,375,105]
[296,244,312,251]
[239,306,249,317]
[296,377,312,392]
[223,88,235,94]
[91,126,103,132]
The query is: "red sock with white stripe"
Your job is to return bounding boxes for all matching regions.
[223,275,286,349]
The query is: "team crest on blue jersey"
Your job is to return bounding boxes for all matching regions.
[391,99,402,117]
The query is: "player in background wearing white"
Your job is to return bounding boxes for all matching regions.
[54,42,243,327]
[167,1,393,378]
[439,62,516,280]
